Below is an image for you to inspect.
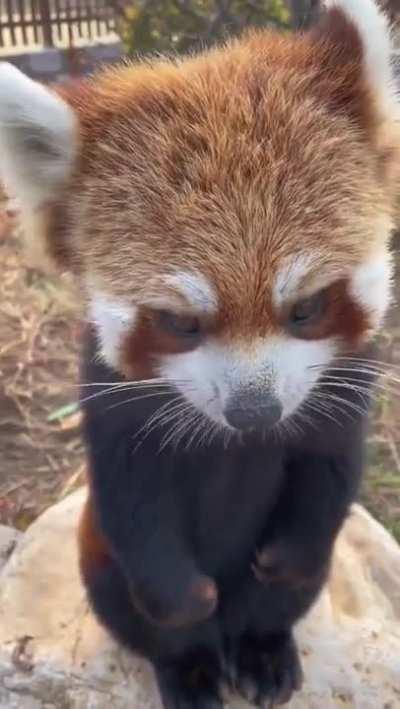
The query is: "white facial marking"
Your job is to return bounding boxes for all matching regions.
[350,252,393,329]
[0,63,76,210]
[89,292,137,368]
[324,0,398,118]
[163,272,218,313]
[159,336,337,427]
[273,253,331,307]
[140,272,218,314]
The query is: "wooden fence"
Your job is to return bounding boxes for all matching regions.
[0,0,117,50]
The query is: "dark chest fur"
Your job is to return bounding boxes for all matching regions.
[79,329,372,586]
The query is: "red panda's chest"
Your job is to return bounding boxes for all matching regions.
[176,441,285,581]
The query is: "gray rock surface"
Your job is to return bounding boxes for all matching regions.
[0,488,399,708]
[0,524,21,573]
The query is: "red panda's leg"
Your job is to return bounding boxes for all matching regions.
[78,487,218,633]
[82,401,221,629]
[78,493,147,652]
[79,493,224,708]
[253,442,362,591]
[78,493,113,585]
[222,439,363,706]
[220,572,318,706]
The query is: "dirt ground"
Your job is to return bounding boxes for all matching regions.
[0,199,399,538]
[0,204,84,530]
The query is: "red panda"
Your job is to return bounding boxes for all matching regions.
[0,0,399,706]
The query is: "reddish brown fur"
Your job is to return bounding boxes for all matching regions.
[122,307,204,378]
[281,279,370,345]
[318,280,370,346]
[78,492,112,578]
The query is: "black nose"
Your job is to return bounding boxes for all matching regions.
[224,392,282,432]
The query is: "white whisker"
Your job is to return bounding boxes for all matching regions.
[275,413,304,443]
[106,389,175,411]
[208,420,225,448]
[78,379,184,406]
[333,355,400,372]
[331,368,400,388]
[302,398,343,428]
[317,374,396,401]
[132,396,186,446]
[77,378,185,388]
[316,391,368,418]
[197,418,216,448]
[159,408,200,452]
[145,402,191,437]
[184,414,209,451]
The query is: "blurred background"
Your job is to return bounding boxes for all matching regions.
[0,0,399,539]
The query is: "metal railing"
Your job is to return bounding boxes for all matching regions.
[0,0,117,50]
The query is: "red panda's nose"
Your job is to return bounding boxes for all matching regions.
[224,391,282,432]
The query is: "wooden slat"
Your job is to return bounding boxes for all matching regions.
[30,0,40,44]
[39,0,53,46]
[64,0,73,46]
[6,0,17,45]
[85,0,93,40]
[100,1,109,36]
[17,0,27,44]
[0,0,4,47]
[106,7,116,34]
[95,0,101,36]
[53,0,63,42]
[76,0,84,39]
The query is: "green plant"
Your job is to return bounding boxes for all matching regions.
[114,0,291,56]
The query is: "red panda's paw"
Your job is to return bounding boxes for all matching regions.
[224,631,303,707]
[156,653,223,709]
[253,541,329,589]
[131,574,218,629]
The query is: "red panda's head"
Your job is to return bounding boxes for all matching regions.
[1,0,399,433]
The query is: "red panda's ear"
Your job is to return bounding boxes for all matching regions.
[0,63,78,270]
[311,0,399,130]
[310,0,400,192]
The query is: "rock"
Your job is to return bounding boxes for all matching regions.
[0,489,399,708]
[0,525,21,573]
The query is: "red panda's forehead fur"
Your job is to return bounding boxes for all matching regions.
[57,28,397,325]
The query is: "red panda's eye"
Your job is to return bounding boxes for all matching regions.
[289,291,327,327]
[156,311,202,338]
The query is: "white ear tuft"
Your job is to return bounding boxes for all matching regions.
[89,291,137,368]
[323,0,398,118]
[350,251,394,330]
[0,63,77,210]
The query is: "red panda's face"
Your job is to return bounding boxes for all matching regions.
[88,243,390,431]
[0,0,399,433]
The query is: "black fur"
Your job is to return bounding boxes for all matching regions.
[79,327,373,707]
